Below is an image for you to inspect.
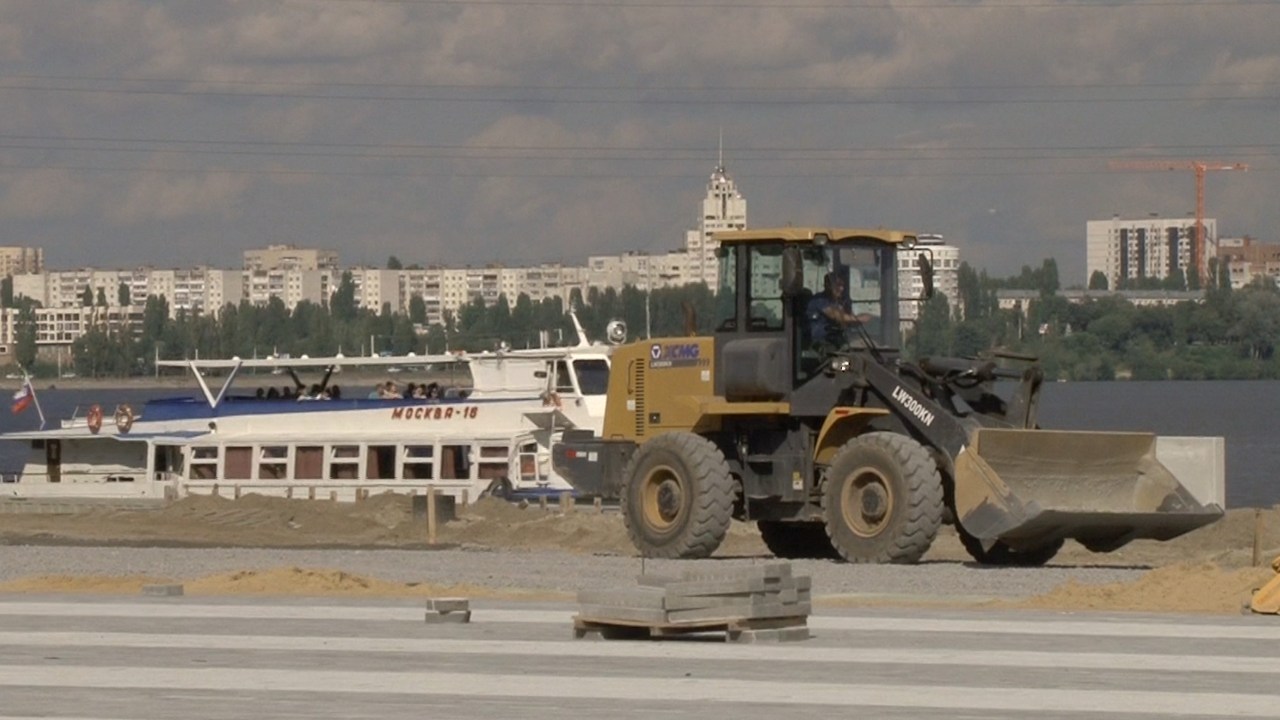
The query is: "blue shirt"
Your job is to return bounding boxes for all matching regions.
[807,292,849,343]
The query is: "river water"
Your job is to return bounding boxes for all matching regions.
[0,380,1274,508]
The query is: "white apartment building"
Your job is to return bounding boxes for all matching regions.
[243,245,339,272]
[898,234,961,322]
[682,162,747,287]
[0,246,43,276]
[1086,216,1216,290]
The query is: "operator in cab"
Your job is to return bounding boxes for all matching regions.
[807,271,874,350]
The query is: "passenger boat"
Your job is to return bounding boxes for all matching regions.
[0,325,618,504]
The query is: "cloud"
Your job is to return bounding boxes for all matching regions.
[107,170,253,223]
[0,1,1273,280]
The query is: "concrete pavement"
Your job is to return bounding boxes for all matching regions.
[0,595,1276,719]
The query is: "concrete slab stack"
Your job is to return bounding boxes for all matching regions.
[573,562,811,643]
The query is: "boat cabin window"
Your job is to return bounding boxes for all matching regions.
[477,444,508,482]
[554,361,575,394]
[440,444,469,480]
[296,446,323,480]
[572,359,609,395]
[329,445,359,480]
[226,447,252,480]
[190,446,218,480]
[258,446,288,480]
[403,445,434,481]
[367,445,396,480]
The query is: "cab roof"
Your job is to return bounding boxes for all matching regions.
[711,227,917,246]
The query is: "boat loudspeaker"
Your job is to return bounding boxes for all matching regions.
[606,320,627,345]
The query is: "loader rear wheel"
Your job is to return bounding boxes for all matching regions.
[822,432,943,564]
[621,432,734,559]
[757,521,840,560]
[957,527,1064,567]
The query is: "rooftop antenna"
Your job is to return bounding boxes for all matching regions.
[717,128,724,171]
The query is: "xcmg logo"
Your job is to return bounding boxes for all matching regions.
[649,343,705,368]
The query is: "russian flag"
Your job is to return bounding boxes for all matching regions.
[11,382,32,414]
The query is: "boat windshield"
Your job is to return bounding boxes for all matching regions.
[573,359,610,395]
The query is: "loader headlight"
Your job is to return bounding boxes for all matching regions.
[830,357,852,373]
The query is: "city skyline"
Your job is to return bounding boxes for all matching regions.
[0,2,1274,284]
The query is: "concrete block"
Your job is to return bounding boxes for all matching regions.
[141,584,184,597]
[577,587,667,609]
[576,605,669,624]
[637,563,793,587]
[728,626,811,644]
[666,601,811,625]
[423,610,472,624]
[660,576,785,598]
[425,597,470,613]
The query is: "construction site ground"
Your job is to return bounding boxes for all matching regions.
[2,494,1278,614]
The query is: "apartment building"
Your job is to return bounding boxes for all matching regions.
[0,246,43,276]
[1086,216,1215,290]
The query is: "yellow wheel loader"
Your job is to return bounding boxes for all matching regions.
[552,228,1225,565]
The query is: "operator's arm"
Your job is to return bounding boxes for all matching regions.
[823,304,871,325]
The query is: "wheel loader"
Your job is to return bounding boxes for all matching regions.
[552,227,1225,565]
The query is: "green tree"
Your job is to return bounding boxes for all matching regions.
[80,286,94,307]
[1,276,12,307]
[14,304,37,370]
[386,255,403,270]
[1088,271,1109,291]
[118,282,131,306]
[331,271,357,322]
[907,293,952,359]
[408,294,427,324]
[96,287,108,307]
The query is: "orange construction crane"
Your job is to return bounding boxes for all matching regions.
[1109,159,1248,285]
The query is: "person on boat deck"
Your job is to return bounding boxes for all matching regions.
[424,382,441,400]
[412,384,428,399]
[402,382,417,399]
[255,387,266,399]
[328,385,341,400]
[282,386,297,400]
[298,383,323,401]
[375,381,399,399]
[266,387,280,399]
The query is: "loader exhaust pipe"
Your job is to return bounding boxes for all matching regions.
[953,428,1223,553]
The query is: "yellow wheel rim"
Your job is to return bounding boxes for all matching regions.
[840,468,895,538]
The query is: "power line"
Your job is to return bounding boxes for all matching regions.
[7,73,1276,94]
[1,80,1272,106]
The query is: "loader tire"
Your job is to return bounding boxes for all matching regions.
[758,521,840,560]
[621,432,734,559]
[957,528,1064,567]
[821,432,943,564]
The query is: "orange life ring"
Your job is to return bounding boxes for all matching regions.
[114,404,135,433]
[86,404,103,434]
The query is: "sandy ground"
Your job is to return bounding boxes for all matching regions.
[2,494,1279,614]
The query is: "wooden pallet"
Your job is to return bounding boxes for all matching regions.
[573,613,809,643]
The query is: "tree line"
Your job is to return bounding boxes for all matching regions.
[8,260,1280,381]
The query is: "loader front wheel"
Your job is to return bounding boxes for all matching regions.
[822,433,943,564]
[758,521,840,560]
[621,432,734,559]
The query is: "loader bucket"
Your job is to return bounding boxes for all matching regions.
[952,428,1223,553]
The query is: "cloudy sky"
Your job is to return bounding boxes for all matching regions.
[0,0,1274,283]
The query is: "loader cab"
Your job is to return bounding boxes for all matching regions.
[710,228,906,396]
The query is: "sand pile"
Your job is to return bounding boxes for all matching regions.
[1010,563,1276,615]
